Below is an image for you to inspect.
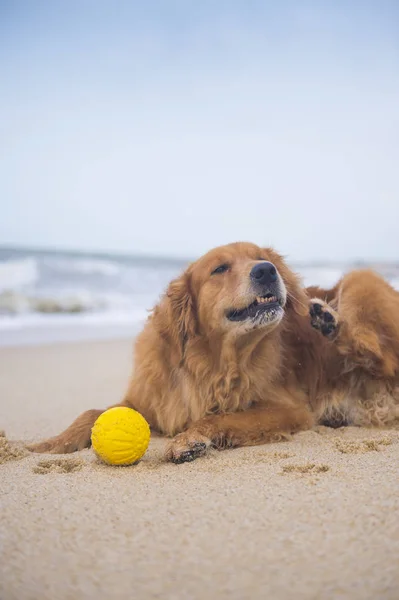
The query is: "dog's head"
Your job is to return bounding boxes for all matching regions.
[162,242,307,360]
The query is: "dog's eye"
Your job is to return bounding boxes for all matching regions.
[211,264,229,275]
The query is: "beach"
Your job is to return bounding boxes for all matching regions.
[1,338,399,600]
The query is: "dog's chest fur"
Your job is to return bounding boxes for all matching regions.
[180,334,283,423]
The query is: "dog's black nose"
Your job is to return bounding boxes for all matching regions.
[250,262,278,286]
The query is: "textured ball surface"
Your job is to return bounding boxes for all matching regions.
[91,407,150,465]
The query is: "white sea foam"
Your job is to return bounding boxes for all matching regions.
[47,257,121,276]
[0,290,103,315]
[0,307,148,330]
[0,258,39,291]
[0,308,149,346]
[0,289,142,315]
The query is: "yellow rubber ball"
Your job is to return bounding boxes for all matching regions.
[91,407,150,465]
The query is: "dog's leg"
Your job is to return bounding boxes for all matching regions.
[165,403,313,463]
[309,270,399,377]
[27,403,129,454]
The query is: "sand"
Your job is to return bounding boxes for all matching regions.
[1,340,399,600]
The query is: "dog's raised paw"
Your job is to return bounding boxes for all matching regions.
[309,299,339,339]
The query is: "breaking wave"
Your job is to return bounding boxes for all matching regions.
[0,258,39,291]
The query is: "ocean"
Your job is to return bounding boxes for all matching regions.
[1,247,399,347]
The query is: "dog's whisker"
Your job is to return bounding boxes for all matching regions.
[287,289,309,312]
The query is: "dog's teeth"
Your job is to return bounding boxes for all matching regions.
[255,295,278,305]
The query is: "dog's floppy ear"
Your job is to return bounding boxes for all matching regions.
[263,248,309,317]
[164,271,197,363]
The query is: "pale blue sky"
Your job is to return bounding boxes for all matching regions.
[1,1,399,260]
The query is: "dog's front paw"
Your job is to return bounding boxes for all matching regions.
[309,299,339,339]
[165,431,211,464]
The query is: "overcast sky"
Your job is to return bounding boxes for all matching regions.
[1,1,399,261]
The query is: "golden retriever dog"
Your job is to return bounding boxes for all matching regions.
[28,242,399,463]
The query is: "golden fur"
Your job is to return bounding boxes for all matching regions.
[29,242,399,463]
